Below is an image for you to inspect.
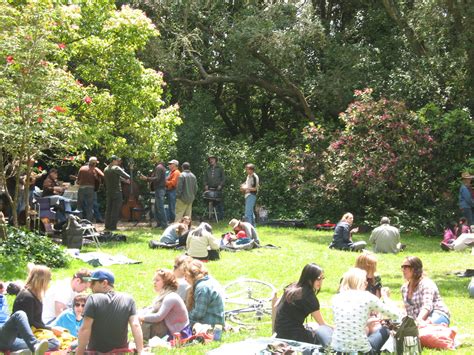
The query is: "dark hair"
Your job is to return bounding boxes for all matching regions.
[182,162,190,170]
[285,263,323,303]
[48,168,58,175]
[405,256,423,283]
[459,217,467,225]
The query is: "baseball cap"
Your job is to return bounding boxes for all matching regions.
[89,157,99,163]
[110,155,121,162]
[168,159,179,165]
[89,269,115,285]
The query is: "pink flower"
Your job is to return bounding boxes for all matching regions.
[38,166,43,171]
[58,43,66,50]
[6,55,14,64]
[84,96,92,105]
[54,106,66,113]
[37,117,43,123]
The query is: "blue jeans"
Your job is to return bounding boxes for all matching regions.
[314,325,333,347]
[166,189,176,223]
[245,194,257,226]
[461,207,473,227]
[155,188,167,228]
[430,310,450,325]
[0,311,37,351]
[367,326,390,353]
[93,192,103,221]
[77,186,95,221]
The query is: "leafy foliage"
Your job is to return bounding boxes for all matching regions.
[1,227,69,269]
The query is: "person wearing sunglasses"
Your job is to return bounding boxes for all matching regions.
[51,294,88,337]
[400,256,450,325]
[274,263,333,348]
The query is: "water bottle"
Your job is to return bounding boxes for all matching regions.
[213,324,223,341]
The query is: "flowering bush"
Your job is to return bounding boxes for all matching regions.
[292,90,442,231]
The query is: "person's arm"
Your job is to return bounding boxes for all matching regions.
[186,231,192,250]
[54,301,67,317]
[208,234,220,250]
[166,171,180,190]
[218,167,225,189]
[129,315,143,354]
[176,175,184,198]
[417,281,435,322]
[369,231,376,245]
[142,295,176,323]
[76,316,93,355]
[117,167,131,180]
[460,185,473,207]
[311,309,328,326]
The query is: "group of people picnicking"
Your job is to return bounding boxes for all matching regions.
[0,257,224,354]
[274,254,452,354]
[1,249,461,354]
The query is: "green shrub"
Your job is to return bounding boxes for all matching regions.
[1,227,69,269]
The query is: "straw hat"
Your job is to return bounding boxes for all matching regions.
[461,172,474,179]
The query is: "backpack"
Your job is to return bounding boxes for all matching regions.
[395,316,422,354]
[61,215,84,249]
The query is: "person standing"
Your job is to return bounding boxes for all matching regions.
[459,172,474,226]
[76,269,143,354]
[204,155,225,220]
[165,160,180,223]
[369,217,404,254]
[104,156,130,231]
[240,163,259,226]
[76,157,103,222]
[175,162,198,221]
[140,160,167,228]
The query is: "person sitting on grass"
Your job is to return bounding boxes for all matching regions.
[186,222,220,261]
[159,223,187,245]
[0,310,49,355]
[178,216,193,246]
[228,218,260,246]
[331,268,400,354]
[440,221,458,251]
[329,213,366,251]
[184,260,225,327]
[400,256,450,325]
[274,263,333,348]
[138,269,191,342]
[173,255,193,301]
[51,293,88,337]
[354,252,382,298]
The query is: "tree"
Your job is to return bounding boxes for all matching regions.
[1,0,181,225]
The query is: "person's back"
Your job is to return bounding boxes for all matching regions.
[104,165,124,194]
[84,291,135,352]
[159,224,180,245]
[189,275,224,326]
[370,224,400,253]
[186,230,219,258]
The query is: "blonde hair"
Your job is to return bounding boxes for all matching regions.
[340,268,367,292]
[355,252,377,277]
[25,265,51,301]
[184,259,208,310]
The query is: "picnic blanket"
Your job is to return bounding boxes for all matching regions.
[69,251,141,267]
[207,337,321,355]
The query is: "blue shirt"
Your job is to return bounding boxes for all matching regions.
[0,295,8,325]
[51,309,83,337]
[459,184,473,209]
[159,224,180,244]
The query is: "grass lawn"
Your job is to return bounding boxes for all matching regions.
[39,223,474,354]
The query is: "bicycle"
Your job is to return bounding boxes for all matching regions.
[224,278,277,326]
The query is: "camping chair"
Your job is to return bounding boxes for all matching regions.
[81,220,101,249]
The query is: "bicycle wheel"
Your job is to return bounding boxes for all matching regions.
[224,278,276,326]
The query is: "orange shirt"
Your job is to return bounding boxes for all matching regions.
[166,169,181,190]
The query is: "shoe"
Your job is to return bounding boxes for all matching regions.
[34,339,48,355]
[440,242,451,251]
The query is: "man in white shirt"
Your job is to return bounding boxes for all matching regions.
[240,163,259,226]
[369,217,404,253]
[42,269,91,324]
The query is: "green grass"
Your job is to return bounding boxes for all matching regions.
[25,224,474,353]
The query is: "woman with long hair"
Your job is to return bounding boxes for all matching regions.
[355,252,382,298]
[401,256,450,325]
[173,255,193,301]
[178,216,193,246]
[331,268,400,354]
[186,222,220,260]
[274,263,333,347]
[13,265,52,329]
[138,269,191,341]
[329,213,366,251]
[184,260,224,326]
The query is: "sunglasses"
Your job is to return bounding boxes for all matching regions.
[317,276,325,281]
[74,303,85,308]
[401,265,412,269]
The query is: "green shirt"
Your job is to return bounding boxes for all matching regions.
[104,165,130,194]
